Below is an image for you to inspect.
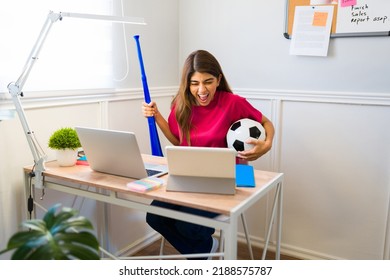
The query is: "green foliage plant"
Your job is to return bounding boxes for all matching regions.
[48,127,81,150]
[0,204,100,260]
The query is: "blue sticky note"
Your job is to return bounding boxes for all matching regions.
[236,164,256,188]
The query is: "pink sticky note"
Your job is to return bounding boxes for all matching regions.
[341,0,356,7]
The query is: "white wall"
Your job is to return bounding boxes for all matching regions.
[179,0,390,94]
[113,0,179,89]
[179,0,390,259]
[280,101,390,259]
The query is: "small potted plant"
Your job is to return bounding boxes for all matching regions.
[0,204,100,260]
[48,127,81,166]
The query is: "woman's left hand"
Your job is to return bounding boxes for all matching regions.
[237,138,272,161]
[237,115,274,161]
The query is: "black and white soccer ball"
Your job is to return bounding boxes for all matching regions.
[226,118,266,152]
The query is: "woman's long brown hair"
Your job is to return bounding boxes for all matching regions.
[172,50,232,145]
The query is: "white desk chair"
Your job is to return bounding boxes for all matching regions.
[159,213,254,260]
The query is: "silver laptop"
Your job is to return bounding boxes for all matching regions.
[165,146,237,195]
[75,127,168,179]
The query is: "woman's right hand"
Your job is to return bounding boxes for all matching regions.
[141,101,180,146]
[142,101,159,118]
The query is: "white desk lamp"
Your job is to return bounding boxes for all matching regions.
[7,11,146,191]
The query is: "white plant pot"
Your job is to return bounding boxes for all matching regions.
[56,149,78,167]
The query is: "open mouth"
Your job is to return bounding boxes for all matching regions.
[198,93,209,102]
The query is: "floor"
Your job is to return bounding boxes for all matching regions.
[132,237,299,260]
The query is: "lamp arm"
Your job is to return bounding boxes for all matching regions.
[8,86,47,182]
[7,12,62,190]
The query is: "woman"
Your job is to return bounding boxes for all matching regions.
[142,50,274,259]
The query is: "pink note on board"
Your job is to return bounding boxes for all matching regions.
[341,0,356,7]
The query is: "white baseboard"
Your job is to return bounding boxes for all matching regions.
[238,233,342,260]
[114,231,341,260]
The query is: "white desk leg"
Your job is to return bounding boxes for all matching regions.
[262,182,282,260]
[96,189,110,254]
[224,214,238,260]
[275,182,283,260]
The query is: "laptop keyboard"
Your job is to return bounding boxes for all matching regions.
[146,169,161,177]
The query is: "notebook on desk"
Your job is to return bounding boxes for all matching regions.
[75,127,168,179]
[165,146,237,195]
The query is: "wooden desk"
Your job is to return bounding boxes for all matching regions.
[24,154,283,260]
